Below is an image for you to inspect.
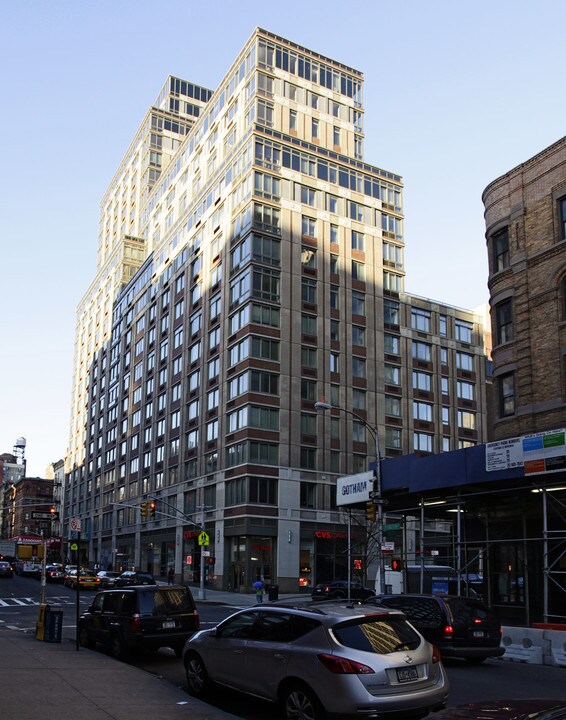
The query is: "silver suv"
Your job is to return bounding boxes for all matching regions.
[183,600,448,720]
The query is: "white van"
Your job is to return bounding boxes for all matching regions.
[15,558,42,576]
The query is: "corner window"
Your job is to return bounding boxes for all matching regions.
[495,298,514,345]
[560,198,566,240]
[499,373,515,417]
[492,227,510,273]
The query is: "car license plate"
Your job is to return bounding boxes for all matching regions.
[396,667,418,683]
[473,630,484,637]
[162,620,175,629]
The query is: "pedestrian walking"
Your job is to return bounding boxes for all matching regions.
[253,580,264,603]
[168,567,175,584]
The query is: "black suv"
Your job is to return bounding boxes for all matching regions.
[78,585,199,659]
[114,570,156,587]
[311,580,376,600]
[367,594,504,664]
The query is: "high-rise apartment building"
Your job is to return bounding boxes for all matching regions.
[67,28,486,592]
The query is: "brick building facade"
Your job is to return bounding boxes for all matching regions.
[483,136,566,440]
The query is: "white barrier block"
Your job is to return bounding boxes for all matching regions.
[501,627,544,664]
[544,629,566,667]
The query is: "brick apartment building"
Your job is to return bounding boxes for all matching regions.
[484,136,566,439]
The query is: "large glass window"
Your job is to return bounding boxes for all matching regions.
[412,341,432,361]
[412,371,431,391]
[384,299,399,325]
[352,291,365,315]
[385,364,400,385]
[385,395,401,417]
[455,319,473,343]
[411,308,431,333]
[386,427,402,449]
[413,401,433,422]
[457,381,475,401]
[414,432,433,452]
[384,334,399,355]
[456,352,474,372]
[458,410,476,430]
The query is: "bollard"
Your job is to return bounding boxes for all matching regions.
[35,603,47,641]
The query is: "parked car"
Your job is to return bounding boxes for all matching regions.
[0,560,14,578]
[427,698,566,719]
[311,580,376,600]
[45,565,65,583]
[366,594,504,664]
[67,569,101,591]
[96,570,121,588]
[78,584,199,659]
[114,570,156,587]
[183,600,448,720]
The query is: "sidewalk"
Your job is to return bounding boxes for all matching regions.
[0,587,294,720]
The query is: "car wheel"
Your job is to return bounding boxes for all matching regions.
[111,634,128,661]
[78,624,95,649]
[185,652,210,696]
[465,656,487,665]
[282,682,324,720]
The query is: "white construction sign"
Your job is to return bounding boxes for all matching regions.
[336,471,373,506]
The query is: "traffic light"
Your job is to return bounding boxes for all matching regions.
[149,501,156,519]
[141,501,148,520]
[390,556,404,572]
[365,501,376,522]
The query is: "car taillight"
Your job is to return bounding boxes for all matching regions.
[193,610,200,630]
[432,645,442,664]
[317,653,374,674]
[131,614,142,632]
[442,624,454,639]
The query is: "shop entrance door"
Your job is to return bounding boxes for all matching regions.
[230,563,242,592]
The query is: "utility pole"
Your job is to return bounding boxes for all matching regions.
[315,401,386,595]
[199,504,206,601]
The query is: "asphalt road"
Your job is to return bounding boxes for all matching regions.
[2,574,566,719]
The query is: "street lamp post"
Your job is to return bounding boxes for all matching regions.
[315,401,385,595]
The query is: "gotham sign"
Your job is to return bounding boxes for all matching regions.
[336,471,373,506]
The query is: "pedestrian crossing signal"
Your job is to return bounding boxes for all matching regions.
[390,557,404,571]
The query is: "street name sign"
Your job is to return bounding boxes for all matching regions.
[336,471,373,506]
[32,511,59,521]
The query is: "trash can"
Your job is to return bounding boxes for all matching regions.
[44,605,63,643]
[267,584,279,602]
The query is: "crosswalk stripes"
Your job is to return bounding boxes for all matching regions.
[0,596,78,608]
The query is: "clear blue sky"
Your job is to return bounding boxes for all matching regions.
[1,0,564,477]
